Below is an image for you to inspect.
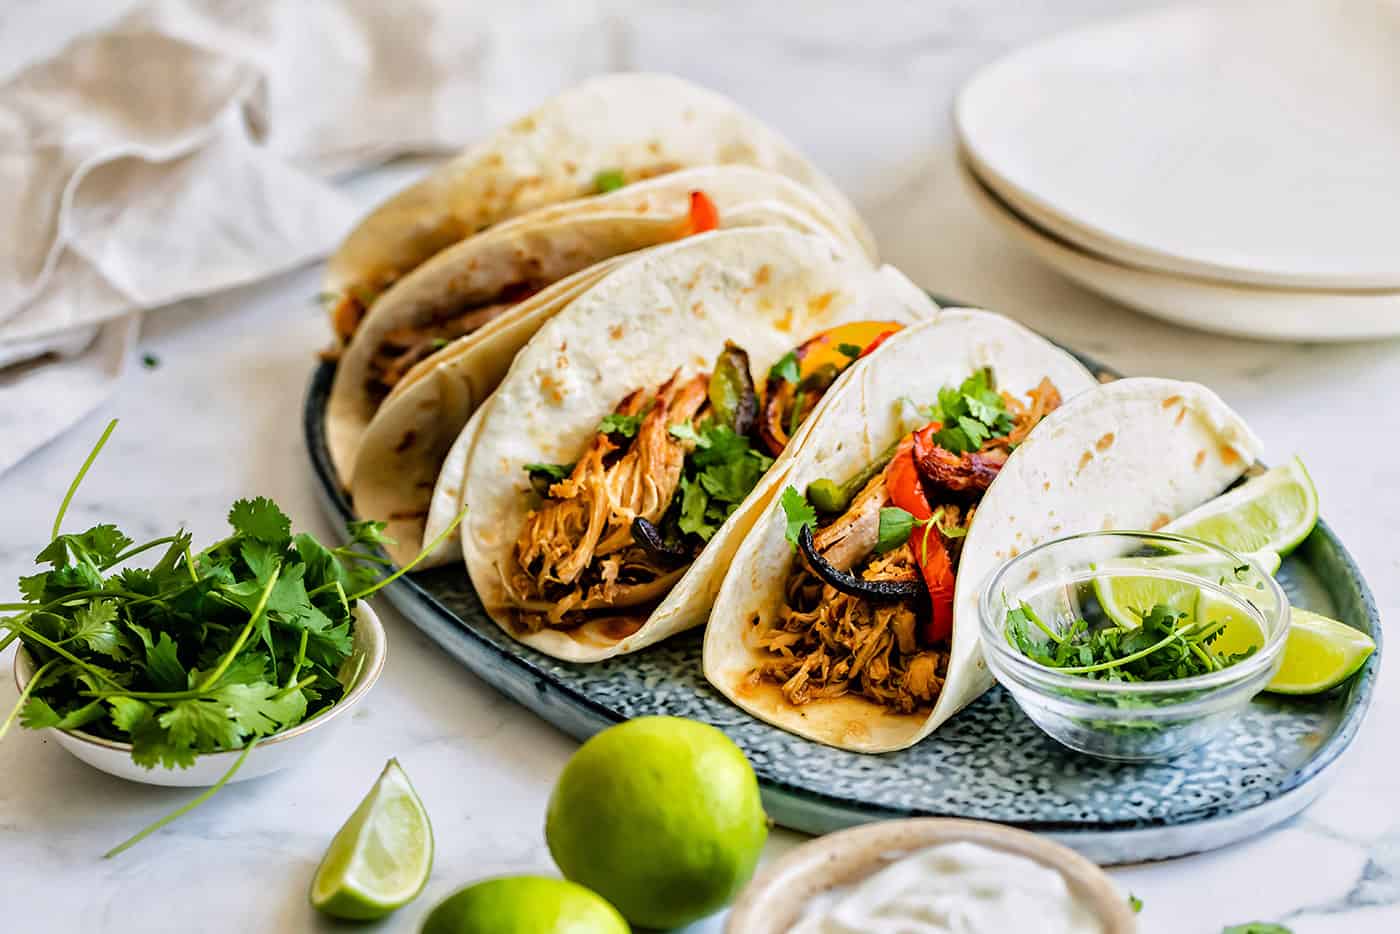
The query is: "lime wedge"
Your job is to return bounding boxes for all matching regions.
[1164,458,1318,557]
[1266,609,1375,695]
[1195,590,1267,659]
[310,759,433,920]
[1093,569,1200,628]
[1091,552,1278,629]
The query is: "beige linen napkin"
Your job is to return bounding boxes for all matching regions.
[0,0,610,475]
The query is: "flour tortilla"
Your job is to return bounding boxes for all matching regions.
[460,227,937,662]
[325,72,876,324]
[347,186,871,562]
[327,165,869,482]
[704,319,1260,753]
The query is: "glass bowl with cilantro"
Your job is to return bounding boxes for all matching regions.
[979,531,1289,761]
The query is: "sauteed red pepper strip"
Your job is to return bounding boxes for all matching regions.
[687,190,720,233]
[886,431,956,643]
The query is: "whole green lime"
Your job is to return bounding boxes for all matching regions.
[545,716,768,929]
[419,876,627,934]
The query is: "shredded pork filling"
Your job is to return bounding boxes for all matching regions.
[509,372,709,632]
[747,376,1065,716]
[749,477,950,714]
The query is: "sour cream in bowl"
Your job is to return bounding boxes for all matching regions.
[726,819,1136,934]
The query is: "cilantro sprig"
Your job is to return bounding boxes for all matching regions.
[0,421,466,856]
[902,368,1014,455]
[1005,601,1256,682]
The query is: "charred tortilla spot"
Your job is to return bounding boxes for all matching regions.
[1162,395,1183,409]
[394,430,418,454]
[1175,406,1187,425]
[1220,445,1241,464]
[692,301,706,317]
[1096,432,1116,451]
[755,264,772,286]
[807,291,835,314]
[1077,450,1094,472]
[1194,449,1207,468]
[609,324,625,339]
[1151,513,1171,530]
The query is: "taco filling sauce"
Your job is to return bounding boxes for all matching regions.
[753,370,1064,715]
[506,323,899,635]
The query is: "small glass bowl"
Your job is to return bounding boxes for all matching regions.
[979,531,1290,761]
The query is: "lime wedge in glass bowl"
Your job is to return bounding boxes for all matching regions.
[310,758,433,920]
[1266,609,1376,695]
[1092,550,1280,629]
[1163,457,1318,556]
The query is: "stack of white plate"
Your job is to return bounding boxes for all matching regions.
[954,0,1400,341]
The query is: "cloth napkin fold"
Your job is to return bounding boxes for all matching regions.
[0,0,611,475]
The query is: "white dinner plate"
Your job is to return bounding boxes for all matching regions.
[955,0,1400,290]
[960,156,1400,342]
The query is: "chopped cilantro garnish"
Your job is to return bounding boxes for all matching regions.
[140,352,160,370]
[768,351,800,385]
[594,169,626,193]
[924,368,1014,455]
[1129,894,1143,914]
[599,411,644,438]
[670,422,773,541]
[1005,601,1258,682]
[779,486,817,549]
[524,462,572,481]
[1221,925,1291,934]
[835,342,863,360]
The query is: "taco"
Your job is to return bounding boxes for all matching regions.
[326,165,869,480]
[459,227,937,661]
[703,316,1259,753]
[324,72,875,347]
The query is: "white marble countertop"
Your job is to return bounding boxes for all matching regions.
[2,2,1397,932]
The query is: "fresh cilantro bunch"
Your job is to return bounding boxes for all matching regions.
[905,368,1013,455]
[0,421,463,855]
[1005,601,1257,682]
[668,422,774,542]
[5,494,390,770]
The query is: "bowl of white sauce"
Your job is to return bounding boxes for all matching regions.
[726,818,1136,934]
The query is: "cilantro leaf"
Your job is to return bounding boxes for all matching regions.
[214,682,309,737]
[347,519,394,548]
[22,697,104,731]
[228,497,292,545]
[1128,894,1143,914]
[780,486,817,549]
[768,351,799,385]
[594,168,626,193]
[668,423,702,445]
[876,507,915,554]
[158,698,243,754]
[677,475,712,540]
[1222,926,1291,934]
[599,412,644,438]
[66,599,130,660]
[835,342,863,360]
[523,463,572,483]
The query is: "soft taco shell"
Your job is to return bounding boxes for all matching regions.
[327,165,869,481]
[325,72,875,326]
[460,228,937,662]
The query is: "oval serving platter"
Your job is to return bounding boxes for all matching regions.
[303,334,1380,865]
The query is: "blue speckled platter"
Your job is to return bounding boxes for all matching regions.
[304,335,1380,864]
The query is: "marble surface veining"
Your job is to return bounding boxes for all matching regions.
[1,2,1397,932]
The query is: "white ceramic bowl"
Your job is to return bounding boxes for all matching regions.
[727,818,1137,934]
[960,155,1400,342]
[12,603,386,787]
